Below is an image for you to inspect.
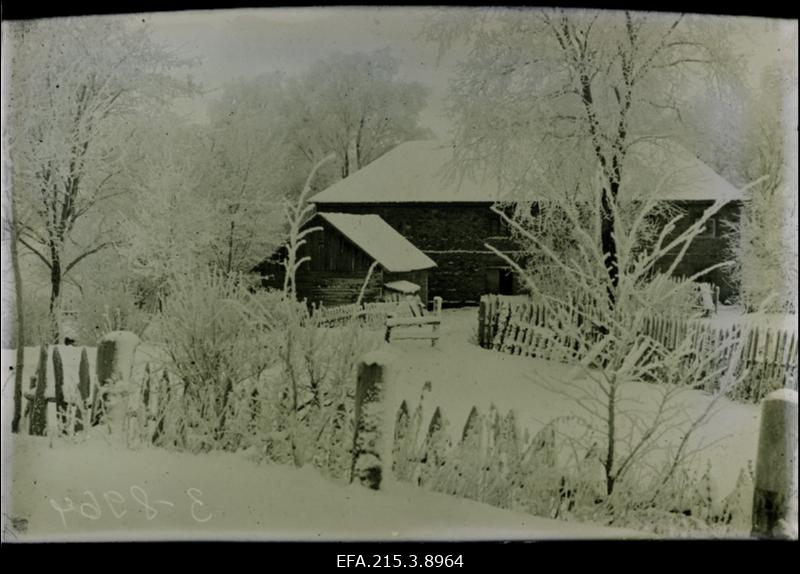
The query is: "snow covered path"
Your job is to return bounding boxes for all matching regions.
[2,434,643,541]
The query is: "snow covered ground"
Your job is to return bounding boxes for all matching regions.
[381,307,762,502]
[1,304,773,540]
[700,304,798,334]
[1,433,644,541]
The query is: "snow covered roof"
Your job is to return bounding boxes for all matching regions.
[383,280,421,294]
[622,140,743,203]
[316,212,437,273]
[310,140,507,203]
[309,139,742,204]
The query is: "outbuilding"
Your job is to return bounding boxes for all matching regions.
[257,212,436,307]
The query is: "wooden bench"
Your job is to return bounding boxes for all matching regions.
[384,296,443,347]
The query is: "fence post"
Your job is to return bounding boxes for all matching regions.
[751,389,798,539]
[52,346,68,433]
[478,298,487,348]
[75,347,92,432]
[94,331,141,437]
[29,344,49,436]
[350,350,397,490]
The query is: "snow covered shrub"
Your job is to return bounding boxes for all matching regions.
[390,387,756,536]
[255,300,379,475]
[145,154,378,466]
[592,457,756,537]
[507,201,586,298]
[146,152,377,462]
[629,273,700,318]
[727,180,798,313]
[73,277,152,345]
[725,113,798,313]
[153,268,281,452]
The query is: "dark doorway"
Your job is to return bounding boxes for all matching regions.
[485,267,513,295]
[499,268,513,295]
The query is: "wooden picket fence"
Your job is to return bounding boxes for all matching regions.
[477,294,798,402]
[390,397,560,514]
[311,297,428,327]
[311,301,368,325]
[478,294,600,358]
[386,395,752,529]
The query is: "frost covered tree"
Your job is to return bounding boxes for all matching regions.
[423,8,739,304]
[5,17,197,342]
[116,115,217,310]
[727,64,799,313]
[200,55,429,273]
[425,8,766,521]
[487,171,761,511]
[284,49,431,182]
[203,75,294,275]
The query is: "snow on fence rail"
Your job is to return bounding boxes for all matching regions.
[311,298,425,327]
[478,294,798,403]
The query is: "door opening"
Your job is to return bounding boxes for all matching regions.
[485,267,513,295]
[499,268,513,295]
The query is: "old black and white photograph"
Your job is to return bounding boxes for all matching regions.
[0,6,797,543]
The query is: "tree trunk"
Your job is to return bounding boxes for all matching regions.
[342,149,350,179]
[600,184,619,305]
[11,219,25,434]
[604,377,617,496]
[48,245,62,344]
[354,117,365,173]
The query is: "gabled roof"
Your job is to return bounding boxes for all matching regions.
[310,140,504,203]
[315,212,436,273]
[309,139,742,204]
[622,140,743,203]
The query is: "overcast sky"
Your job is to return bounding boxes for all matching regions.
[141,7,458,135]
[133,7,796,138]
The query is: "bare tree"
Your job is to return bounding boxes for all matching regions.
[285,49,431,181]
[203,75,294,275]
[485,166,764,503]
[115,115,217,311]
[423,8,738,306]
[6,18,196,341]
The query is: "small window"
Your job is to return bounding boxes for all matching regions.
[699,218,716,238]
[696,214,716,238]
[689,208,716,238]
